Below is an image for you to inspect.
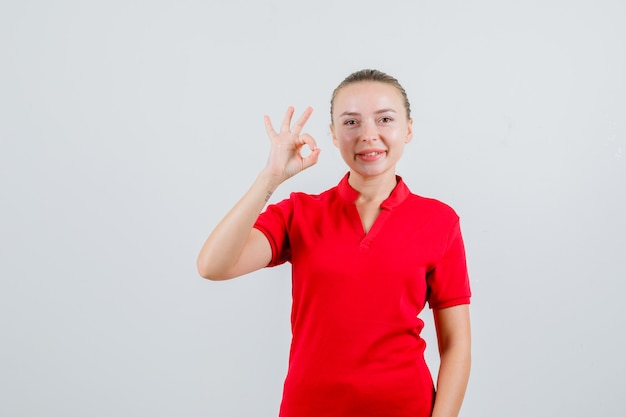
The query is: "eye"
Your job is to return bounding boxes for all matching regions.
[343,119,358,126]
[379,116,393,123]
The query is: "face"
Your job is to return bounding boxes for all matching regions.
[331,81,413,181]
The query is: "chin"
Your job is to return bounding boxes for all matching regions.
[351,166,393,179]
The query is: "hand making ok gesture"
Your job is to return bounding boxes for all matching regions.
[263,106,321,183]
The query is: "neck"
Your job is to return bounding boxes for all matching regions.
[348,171,398,203]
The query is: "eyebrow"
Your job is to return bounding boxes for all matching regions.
[338,108,398,118]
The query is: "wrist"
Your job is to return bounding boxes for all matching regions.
[256,169,284,198]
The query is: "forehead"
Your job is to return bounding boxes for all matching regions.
[333,81,405,114]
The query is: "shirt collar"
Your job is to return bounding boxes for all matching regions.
[337,173,411,209]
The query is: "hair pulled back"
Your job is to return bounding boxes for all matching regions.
[330,69,411,122]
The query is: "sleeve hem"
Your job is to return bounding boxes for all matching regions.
[253,224,281,267]
[429,296,471,310]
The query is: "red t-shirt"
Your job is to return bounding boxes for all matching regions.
[254,174,471,417]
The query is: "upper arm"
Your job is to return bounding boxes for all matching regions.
[433,304,471,354]
[219,228,273,280]
[427,219,471,310]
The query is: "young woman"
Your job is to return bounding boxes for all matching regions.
[197,69,471,417]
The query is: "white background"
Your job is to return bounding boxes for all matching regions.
[1,1,625,416]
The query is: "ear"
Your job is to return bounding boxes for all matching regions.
[405,118,414,144]
[330,123,339,148]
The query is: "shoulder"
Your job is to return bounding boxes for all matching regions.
[404,192,460,223]
[286,184,341,205]
[262,185,340,222]
[394,176,459,223]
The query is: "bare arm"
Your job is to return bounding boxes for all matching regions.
[431,304,471,417]
[196,107,320,280]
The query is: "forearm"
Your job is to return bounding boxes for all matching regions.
[196,169,281,280]
[431,342,471,417]
[197,106,319,280]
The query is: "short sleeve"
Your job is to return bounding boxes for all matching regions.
[426,219,471,309]
[253,197,294,267]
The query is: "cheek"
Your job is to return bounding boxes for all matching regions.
[388,128,408,143]
[336,129,359,143]
[338,136,357,153]
[334,137,356,159]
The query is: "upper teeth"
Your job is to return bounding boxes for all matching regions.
[362,152,379,156]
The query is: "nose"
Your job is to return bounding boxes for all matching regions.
[361,120,379,142]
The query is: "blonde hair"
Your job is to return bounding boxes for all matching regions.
[330,69,411,122]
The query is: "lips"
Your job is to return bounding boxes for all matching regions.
[356,149,386,161]
[356,148,386,156]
